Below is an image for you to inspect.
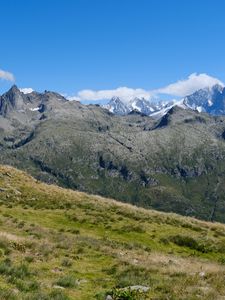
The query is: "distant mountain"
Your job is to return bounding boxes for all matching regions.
[0,85,68,129]
[102,96,173,116]
[2,85,225,222]
[103,97,130,115]
[184,84,225,114]
[127,97,156,115]
[149,99,188,118]
[102,84,225,118]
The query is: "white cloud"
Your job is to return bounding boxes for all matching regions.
[19,88,34,94]
[67,73,225,103]
[155,73,224,97]
[68,87,153,103]
[0,69,15,81]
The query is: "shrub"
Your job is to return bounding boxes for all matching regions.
[9,263,31,279]
[218,257,225,264]
[0,237,11,255]
[39,243,54,258]
[55,236,73,250]
[159,237,170,245]
[18,221,25,228]
[0,259,12,275]
[169,235,212,253]
[11,241,26,252]
[0,259,31,280]
[95,291,107,300]
[12,278,39,292]
[108,287,148,300]
[70,229,80,235]
[49,290,70,300]
[61,258,72,267]
[0,288,18,300]
[115,266,152,288]
[24,290,70,300]
[76,247,84,254]
[55,275,77,288]
[25,256,34,263]
[118,225,145,234]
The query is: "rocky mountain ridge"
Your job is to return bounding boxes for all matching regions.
[1,85,225,222]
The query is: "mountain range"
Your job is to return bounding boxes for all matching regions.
[103,96,175,117]
[1,85,225,222]
[102,84,225,117]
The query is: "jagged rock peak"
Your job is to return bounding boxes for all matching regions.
[5,84,21,95]
[0,85,25,116]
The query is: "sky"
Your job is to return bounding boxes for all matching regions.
[1,0,225,103]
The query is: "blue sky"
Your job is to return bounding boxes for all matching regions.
[1,0,225,102]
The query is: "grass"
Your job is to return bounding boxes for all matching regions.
[55,275,77,288]
[0,165,225,299]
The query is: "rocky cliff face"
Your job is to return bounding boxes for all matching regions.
[0,85,26,116]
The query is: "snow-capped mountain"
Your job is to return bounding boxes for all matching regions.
[150,99,188,118]
[153,84,225,117]
[103,97,130,115]
[184,84,225,114]
[127,97,156,115]
[102,96,184,117]
[103,97,171,116]
[102,84,225,118]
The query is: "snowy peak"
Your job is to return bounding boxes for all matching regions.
[128,97,156,115]
[184,84,225,114]
[103,97,159,116]
[149,99,187,118]
[102,94,190,118]
[102,84,225,118]
[103,97,130,115]
[102,96,187,118]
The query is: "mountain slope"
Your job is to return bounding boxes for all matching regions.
[0,165,225,299]
[2,86,225,222]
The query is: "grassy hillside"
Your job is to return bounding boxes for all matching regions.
[0,166,225,299]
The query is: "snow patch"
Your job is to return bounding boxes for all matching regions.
[19,88,34,94]
[208,99,213,106]
[29,107,40,112]
[196,106,203,113]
